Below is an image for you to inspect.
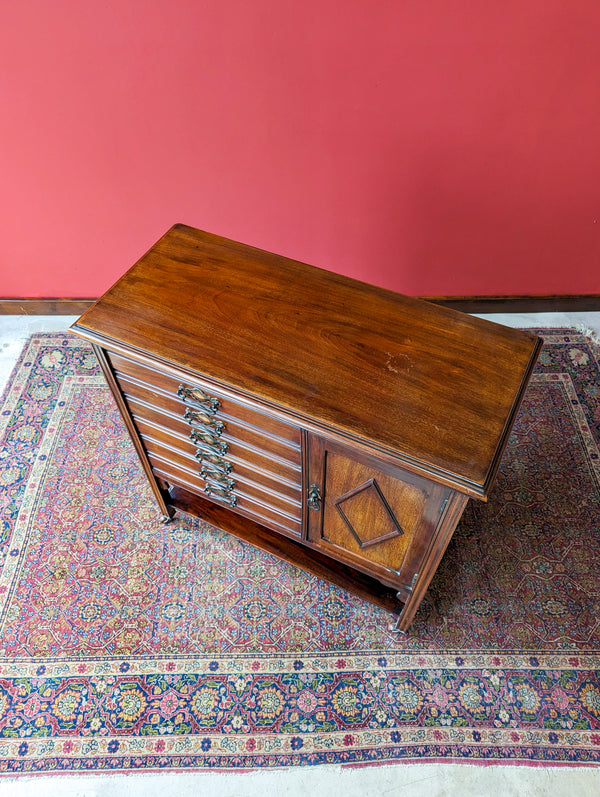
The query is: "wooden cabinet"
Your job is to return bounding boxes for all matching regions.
[71,224,541,632]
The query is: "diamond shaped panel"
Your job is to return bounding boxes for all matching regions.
[333,478,404,549]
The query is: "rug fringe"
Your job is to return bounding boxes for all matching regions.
[575,324,600,345]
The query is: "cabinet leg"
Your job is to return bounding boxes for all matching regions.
[156,478,176,523]
[390,492,470,633]
[389,617,408,635]
[389,593,410,634]
[391,606,415,634]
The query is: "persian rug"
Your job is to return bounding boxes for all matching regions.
[0,329,598,774]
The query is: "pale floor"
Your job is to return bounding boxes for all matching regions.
[0,312,599,797]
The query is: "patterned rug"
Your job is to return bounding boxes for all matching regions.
[0,329,598,774]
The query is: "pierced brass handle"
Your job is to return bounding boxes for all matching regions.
[201,466,235,491]
[184,407,225,434]
[194,447,233,474]
[190,428,228,454]
[204,484,237,507]
[307,483,322,511]
[177,384,219,414]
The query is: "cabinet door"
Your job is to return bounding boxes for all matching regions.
[306,435,451,596]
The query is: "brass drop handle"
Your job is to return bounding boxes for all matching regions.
[184,407,225,434]
[307,483,322,511]
[190,428,228,454]
[204,484,237,507]
[200,465,235,491]
[193,448,233,473]
[177,384,219,414]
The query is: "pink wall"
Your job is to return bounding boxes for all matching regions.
[1,0,599,298]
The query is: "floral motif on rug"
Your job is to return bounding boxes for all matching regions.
[0,329,598,773]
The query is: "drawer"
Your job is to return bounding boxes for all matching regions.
[120,387,300,465]
[149,457,302,538]
[107,352,300,445]
[132,412,302,488]
[138,425,301,502]
[143,437,302,519]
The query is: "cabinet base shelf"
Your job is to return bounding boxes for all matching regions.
[165,485,402,616]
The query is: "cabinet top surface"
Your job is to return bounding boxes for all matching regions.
[72,224,541,497]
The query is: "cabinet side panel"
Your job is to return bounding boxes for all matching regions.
[91,344,173,520]
[394,491,470,633]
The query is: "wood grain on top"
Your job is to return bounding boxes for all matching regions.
[72,224,541,497]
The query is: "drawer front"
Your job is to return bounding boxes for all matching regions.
[107,351,303,537]
[108,352,300,444]
[120,384,298,465]
[136,420,302,502]
[142,437,301,519]
[151,459,302,538]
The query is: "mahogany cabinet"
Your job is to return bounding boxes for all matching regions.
[71,224,541,632]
